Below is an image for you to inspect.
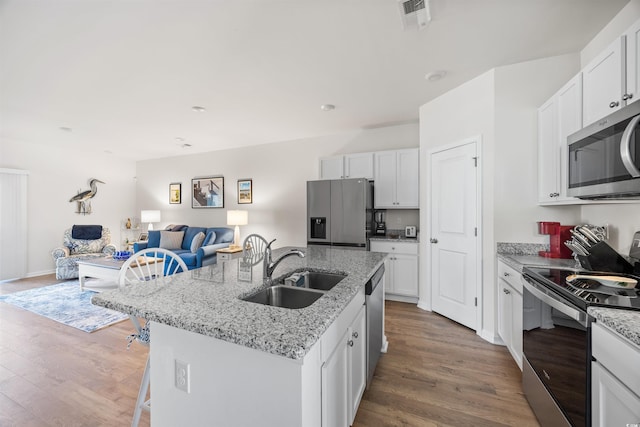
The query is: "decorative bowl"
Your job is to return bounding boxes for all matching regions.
[113,251,132,261]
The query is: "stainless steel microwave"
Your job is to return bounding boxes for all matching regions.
[567,101,640,199]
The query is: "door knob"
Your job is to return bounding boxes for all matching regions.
[430,238,438,244]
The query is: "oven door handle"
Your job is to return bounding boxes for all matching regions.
[522,276,589,327]
[620,114,640,178]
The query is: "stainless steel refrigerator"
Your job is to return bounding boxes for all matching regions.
[307,178,373,249]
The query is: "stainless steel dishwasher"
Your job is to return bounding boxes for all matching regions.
[365,264,385,387]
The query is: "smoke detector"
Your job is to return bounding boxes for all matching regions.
[398,0,431,31]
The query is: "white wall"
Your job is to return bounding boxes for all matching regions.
[581,0,640,67]
[419,54,583,342]
[0,138,136,276]
[135,123,419,249]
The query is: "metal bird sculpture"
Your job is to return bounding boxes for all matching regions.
[69,178,104,215]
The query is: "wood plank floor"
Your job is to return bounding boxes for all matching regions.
[0,275,539,426]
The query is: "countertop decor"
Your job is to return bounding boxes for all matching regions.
[92,246,386,360]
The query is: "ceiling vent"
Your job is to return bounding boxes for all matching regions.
[398,0,431,31]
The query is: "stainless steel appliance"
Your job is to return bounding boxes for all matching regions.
[567,101,640,199]
[521,267,640,426]
[365,264,385,387]
[307,178,372,248]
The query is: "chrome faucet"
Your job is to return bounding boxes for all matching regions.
[263,239,305,283]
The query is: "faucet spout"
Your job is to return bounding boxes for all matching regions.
[263,239,305,283]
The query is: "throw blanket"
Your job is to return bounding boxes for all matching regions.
[72,225,102,240]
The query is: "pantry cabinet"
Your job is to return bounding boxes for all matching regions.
[370,240,419,302]
[374,148,419,208]
[591,322,640,427]
[497,260,523,370]
[319,153,374,180]
[537,73,582,204]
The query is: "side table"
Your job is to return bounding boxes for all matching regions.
[217,247,244,262]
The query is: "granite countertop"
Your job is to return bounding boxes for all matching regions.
[92,246,386,360]
[369,233,419,243]
[588,307,640,347]
[497,242,640,349]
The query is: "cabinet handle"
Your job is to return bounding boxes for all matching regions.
[503,272,510,277]
[503,288,511,295]
[348,340,354,347]
[430,238,438,244]
[622,93,634,101]
[549,192,559,197]
[609,101,620,108]
[352,331,358,339]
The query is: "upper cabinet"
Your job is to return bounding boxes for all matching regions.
[374,148,419,208]
[538,73,582,204]
[319,153,374,180]
[583,18,640,126]
[625,19,640,108]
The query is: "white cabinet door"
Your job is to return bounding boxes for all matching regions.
[395,149,419,208]
[592,362,640,427]
[345,153,374,180]
[322,328,349,427]
[537,97,559,203]
[497,279,513,355]
[497,261,523,369]
[390,253,419,297]
[320,156,344,179]
[626,19,640,106]
[538,73,581,205]
[374,151,396,208]
[583,37,625,126]
[347,305,367,425]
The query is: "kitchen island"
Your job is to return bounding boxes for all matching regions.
[92,246,387,427]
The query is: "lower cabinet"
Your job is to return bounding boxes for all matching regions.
[591,322,640,427]
[497,260,523,369]
[321,301,367,427]
[370,241,419,302]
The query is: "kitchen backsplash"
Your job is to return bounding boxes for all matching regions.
[384,209,419,230]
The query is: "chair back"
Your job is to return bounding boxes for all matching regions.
[242,234,268,266]
[119,248,188,288]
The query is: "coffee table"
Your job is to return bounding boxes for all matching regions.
[77,256,161,291]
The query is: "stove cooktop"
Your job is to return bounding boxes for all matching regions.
[523,266,640,311]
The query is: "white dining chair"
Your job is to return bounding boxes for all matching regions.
[118,248,187,427]
[242,234,268,265]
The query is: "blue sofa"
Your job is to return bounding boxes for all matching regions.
[133,226,234,270]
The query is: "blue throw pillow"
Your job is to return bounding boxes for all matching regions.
[203,231,217,246]
[147,230,161,248]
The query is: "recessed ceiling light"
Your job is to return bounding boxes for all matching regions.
[425,70,446,82]
[59,126,72,132]
[175,137,185,142]
[181,143,192,148]
[320,104,336,111]
[191,106,206,112]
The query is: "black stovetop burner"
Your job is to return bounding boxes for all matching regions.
[523,266,640,311]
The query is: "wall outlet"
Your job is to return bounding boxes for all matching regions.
[175,359,190,393]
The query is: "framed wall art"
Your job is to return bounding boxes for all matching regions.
[169,183,181,204]
[238,179,252,204]
[192,176,224,208]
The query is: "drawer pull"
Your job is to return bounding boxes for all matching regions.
[503,288,510,295]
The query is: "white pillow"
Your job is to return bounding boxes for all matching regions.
[190,232,205,253]
[159,231,184,250]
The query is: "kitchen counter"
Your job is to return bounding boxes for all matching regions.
[369,235,419,243]
[588,307,640,348]
[497,253,578,272]
[91,245,386,360]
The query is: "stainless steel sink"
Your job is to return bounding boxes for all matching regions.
[282,271,347,291]
[243,285,324,309]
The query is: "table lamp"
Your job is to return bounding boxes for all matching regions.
[227,210,248,249]
[141,210,161,232]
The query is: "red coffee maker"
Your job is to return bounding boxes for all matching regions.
[538,221,574,259]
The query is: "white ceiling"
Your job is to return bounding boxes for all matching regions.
[0,0,630,161]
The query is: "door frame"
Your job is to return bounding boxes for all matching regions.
[418,135,483,335]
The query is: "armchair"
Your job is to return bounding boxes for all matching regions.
[52,226,117,279]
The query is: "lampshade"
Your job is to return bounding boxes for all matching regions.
[227,210,248,226]
[141,210,161,231]
[227,210,248,249]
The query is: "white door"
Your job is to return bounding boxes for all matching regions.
[374,151,397,208]
[582,37,624,126]
[395,149,420,207]
[430,141,479,330]
[319,156,344,179]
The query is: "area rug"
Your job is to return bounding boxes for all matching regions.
[0,281,128,333]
